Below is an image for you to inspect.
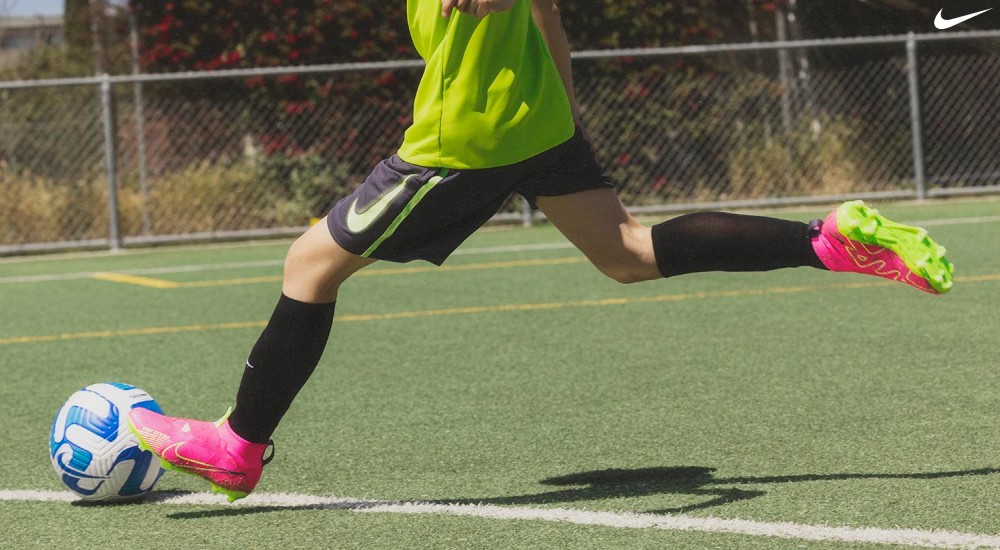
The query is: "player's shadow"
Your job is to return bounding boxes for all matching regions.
[434,466,759,514]
[164,465,1000,519]
[431,466,1000,514]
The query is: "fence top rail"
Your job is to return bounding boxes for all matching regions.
[575,28,1000,59]
[2,28,999,91]
[0,58,427,90]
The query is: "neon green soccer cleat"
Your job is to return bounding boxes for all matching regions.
[811,200,955,294]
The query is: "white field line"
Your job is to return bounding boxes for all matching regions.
[450,241,576,255]
[0,243,576,285]
[0,260,286,284]
[0,214,996,286]
[1,490,998,548]
[908,215,1000,227]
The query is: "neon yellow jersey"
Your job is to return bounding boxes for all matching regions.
[397,0,575,169]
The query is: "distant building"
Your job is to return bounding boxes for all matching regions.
[0,15,63,67]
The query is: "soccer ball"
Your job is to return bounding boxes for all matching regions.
[49,382,165,502]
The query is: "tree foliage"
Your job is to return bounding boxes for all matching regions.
[131,0,416,106]
[125,0,770,106]
[562,0,760,49]
[63,0,92,59]
[133,1,411,70]
[132,0,763,71]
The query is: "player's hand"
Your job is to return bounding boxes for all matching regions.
[442,0,517,19]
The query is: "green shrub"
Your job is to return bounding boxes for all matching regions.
[727,117,862,199]
[132,154,356,236]
[0,162,142,244]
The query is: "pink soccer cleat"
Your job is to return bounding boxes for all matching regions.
[811,200,954,294]
[127,407,272,502]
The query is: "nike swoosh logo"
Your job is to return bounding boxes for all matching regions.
[934,8,992,30]
[165,442,244,476]
[346,175,413,233]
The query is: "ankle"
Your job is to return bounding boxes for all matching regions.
[220,421,270,455]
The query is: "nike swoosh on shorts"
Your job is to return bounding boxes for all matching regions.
[345,175,413,233]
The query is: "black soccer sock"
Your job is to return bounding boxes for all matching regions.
[228,294,336,444]
[651,212,827,278]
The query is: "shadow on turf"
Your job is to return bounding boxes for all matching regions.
[434,466,1000,514]
[162,466,1000,519]
[70,490,200,507]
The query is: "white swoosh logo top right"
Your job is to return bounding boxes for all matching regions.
[934,8,992,30]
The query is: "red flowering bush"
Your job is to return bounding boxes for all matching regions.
[136,1,411,69]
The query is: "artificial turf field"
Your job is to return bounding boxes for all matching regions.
[1,197,999,549]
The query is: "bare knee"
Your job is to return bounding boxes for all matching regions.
[597,260,655,285]
[591,224,660,285]
[282,236,341,301]
[282,221,374,302]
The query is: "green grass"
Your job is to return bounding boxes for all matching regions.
[2,197,999,548]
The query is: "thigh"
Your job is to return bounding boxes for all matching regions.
[535,188,660,282]
[516,126,615,207]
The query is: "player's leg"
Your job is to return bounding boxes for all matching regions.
[224,158,527,453]
[529,128,953,292]
[538,188,954,294]
[535,188,826,284]
[129,222,373,502]
[130,156,518,502]
[227,220,375,448]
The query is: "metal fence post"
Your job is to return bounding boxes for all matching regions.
[100,74,123,251]
[905,32,927,200]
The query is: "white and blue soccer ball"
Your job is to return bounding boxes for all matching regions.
[49,382,165,502]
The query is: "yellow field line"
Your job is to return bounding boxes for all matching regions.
[956,273,1000,283]
[82,260,1000,291]
[359,257,587,276]
[90,257,588,289]
[90,272,182,289]
[0,321,268,346]
[176,275,283,288]
[4,274,994,347]
[0,278,919,346]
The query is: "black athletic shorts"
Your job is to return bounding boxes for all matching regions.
[327,126,613,265]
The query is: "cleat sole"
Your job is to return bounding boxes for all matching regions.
[212,484,247,503]
[835,200,955,294]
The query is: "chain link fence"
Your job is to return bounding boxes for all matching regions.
[2,31,999,254]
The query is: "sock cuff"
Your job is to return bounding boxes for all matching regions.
[650,221,679,278]
[276,293,336,313]
[222,418,270,449]
[264,294,337,330]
